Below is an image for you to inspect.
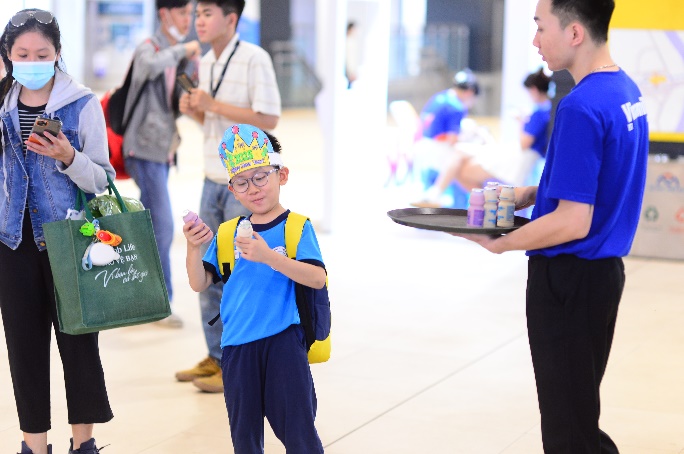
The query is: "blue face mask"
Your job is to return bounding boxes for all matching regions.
[11,61,56,90]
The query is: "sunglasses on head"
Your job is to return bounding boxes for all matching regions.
[10,10,54,28]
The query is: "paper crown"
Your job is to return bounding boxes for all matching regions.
[218,124,284,180]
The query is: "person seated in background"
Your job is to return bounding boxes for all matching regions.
[410,68,481,177]
[413,68,552,207]
[420,67,480,146]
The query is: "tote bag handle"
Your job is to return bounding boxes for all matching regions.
[75,174,129,219]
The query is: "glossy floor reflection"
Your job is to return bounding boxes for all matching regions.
[1,111,683,453]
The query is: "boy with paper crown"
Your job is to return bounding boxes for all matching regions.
[183,124,326,453]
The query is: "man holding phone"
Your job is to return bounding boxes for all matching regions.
[122,0,201,329]
[177,0,281,393]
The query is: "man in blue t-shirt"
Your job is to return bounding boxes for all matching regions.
[454,1,648,452]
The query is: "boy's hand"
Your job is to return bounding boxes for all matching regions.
[183,221,213,248]
[235,231,272,263]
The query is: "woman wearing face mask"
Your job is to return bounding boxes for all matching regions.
[0,9,115,454]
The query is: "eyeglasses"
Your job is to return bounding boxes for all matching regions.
[230,168,279,193]
[10,10,54,28]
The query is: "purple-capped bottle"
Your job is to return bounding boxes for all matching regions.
[182,209,201,227]
[467,189,485,227]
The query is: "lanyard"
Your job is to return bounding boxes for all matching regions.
[210,40,240,98]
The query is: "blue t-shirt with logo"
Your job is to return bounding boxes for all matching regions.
[203,210,324,347]
[420,89,467,141]
[523,100,551,157]
[528,70,649,259]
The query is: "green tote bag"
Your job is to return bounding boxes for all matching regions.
[43,176,170,335]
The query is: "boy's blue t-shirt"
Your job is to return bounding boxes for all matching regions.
[528,70,648,259]
[523,100,551,157]
[420,89,467,141]
[202,210,325,347]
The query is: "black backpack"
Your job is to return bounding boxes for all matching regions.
[105,39,159,136]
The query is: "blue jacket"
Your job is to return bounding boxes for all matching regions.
[0,70,114,251]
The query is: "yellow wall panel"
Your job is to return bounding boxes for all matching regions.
[612,0,684,30]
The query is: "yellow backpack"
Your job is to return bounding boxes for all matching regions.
[216,212,331,363]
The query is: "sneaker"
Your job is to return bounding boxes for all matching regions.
[193,369,224,393]
[175,356,220,382]
[69,438,107,453]
[18,442,51,454]
[154,312,183,329]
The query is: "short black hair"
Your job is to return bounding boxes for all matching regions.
[523,68,551,94]
[264,131,282,154]
[199,0,245,21]
[156,0,191,10]
[453,68,479,96]
[551,0,615,44]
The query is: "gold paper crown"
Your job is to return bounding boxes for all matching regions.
[218,124,282,180]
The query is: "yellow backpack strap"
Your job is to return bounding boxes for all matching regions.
[217,216,243,280]
[284,212,308,259]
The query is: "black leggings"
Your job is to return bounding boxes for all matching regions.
[527,254,624,454]
[0,214,113,433]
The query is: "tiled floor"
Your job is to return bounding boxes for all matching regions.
[1,111,683,453]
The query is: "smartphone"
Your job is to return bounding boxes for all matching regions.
[176,73,196,92]
[29,117,62,144]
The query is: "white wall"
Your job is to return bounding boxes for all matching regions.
[1,0,85,83]
[500,0,545,144]
[315,0,391,232]
[53,0,86,83]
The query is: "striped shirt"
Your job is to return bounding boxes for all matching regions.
[17,101,46,153]
[199,33,281,183]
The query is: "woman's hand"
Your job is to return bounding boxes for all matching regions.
[26,130,75,167]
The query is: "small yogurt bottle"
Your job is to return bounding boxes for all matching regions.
[467,188,485,227]
[483,187,498,228]
[236,219,253,254]
[496,185,516,228]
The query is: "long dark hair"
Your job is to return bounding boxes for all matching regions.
[0,8,63,107]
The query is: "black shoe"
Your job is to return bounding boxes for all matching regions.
[18,441,52,454]
[68,438,107,454]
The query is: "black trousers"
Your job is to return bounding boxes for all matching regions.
[527,254,624,454]
[0,214,113,433]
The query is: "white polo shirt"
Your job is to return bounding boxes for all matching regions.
[199,33,282,183]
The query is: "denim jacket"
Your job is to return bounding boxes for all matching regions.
[0,70,114,251]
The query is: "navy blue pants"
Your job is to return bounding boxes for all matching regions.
[221,325,324,454]
[527,255,624,454]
